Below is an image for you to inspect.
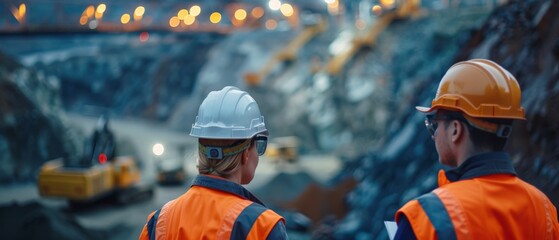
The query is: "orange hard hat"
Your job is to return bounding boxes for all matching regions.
[416,59,526,120]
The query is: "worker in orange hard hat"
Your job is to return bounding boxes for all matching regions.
[139,86,287,239]
[394,59,559,239]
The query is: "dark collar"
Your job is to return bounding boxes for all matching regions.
[191,175,265,206]
[445,152,517,182]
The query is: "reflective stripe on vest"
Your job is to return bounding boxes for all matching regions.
[147,209,161,240]
[417,192,457,240]
[231,202,267,239]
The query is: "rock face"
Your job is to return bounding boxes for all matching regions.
[329,0,559,238]
[10,33,222,122]
[459,0,559,208]
[0,52,80,182]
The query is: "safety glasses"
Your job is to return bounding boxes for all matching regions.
[252,135,268,156]
[425,115,452,136]
[425,114,467,136]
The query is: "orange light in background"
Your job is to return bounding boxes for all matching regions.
[169,16,180,27]
[251,7,264,18]
[265,19,277,30]
[18,3,26,17]
[190,5,201,17]
[380,0,395,8]
[121,14,130,24]
[280,3,294,17]
[11,3,26,23]
[184,15,195,25]
[80,15,88,25]
[372,5,382,16]
[85,5,94,18]
[178,9,188,20]
[210,12,221,24]
[95,11,103,19]
[139,32,149,42]
[96,4,106,14]
[234,9,247,21]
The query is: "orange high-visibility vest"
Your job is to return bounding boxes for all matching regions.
[139,175,286,240]
[396,152,559,240]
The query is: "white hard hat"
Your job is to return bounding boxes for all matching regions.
[190,86,267,139]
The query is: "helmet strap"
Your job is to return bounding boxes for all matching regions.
[199,139,251,160]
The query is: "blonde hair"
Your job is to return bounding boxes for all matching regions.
[196,139,245,178]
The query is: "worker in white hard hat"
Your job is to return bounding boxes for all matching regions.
[140,86,287,239]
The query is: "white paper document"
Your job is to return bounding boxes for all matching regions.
[384,221,398,240]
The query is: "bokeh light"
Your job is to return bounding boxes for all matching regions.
[269,0,281,11]
[96,4,106,14]
[134,6,145,17]
[153,143,165,156]
[169,16,180,27]
[79,15,88,25]
[372,5,383,16]
[88,19,98,29]
[234,9,247,21]
[18,4,26,18]
[380,0,395,8]
[251,7,264,18]
[265,19,277,30]
[121,14,130,24]
[190,5,201,17]
[210,12,222,24]
[184,15,196,25]
[280,3,294,17]
[178,9,188,20]
[139,32,149,42]
[84,5,94,18]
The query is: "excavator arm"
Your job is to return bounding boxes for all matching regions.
[245,17,327,86]
[325,0,421,76]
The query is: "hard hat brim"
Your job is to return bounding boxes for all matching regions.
[416,106,435,113]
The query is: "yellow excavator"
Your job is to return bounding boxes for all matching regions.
[37,116,153,205]
[245,16,327,86]
[37,156,151,204]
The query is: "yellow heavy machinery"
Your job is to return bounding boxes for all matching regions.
[245,16,327,86]
[38,156,152,205]
[265,136,300,163]
[325,0,421,75]
[38,116,152,205]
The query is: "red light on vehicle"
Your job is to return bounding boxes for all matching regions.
[99,153,107,164]
[139,31,149,42]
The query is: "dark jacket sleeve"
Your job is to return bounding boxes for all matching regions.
[394,215,417,240]
[266,221,288,240]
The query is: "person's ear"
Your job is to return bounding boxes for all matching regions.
[451,121,463,142]
[241,149,248,165]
